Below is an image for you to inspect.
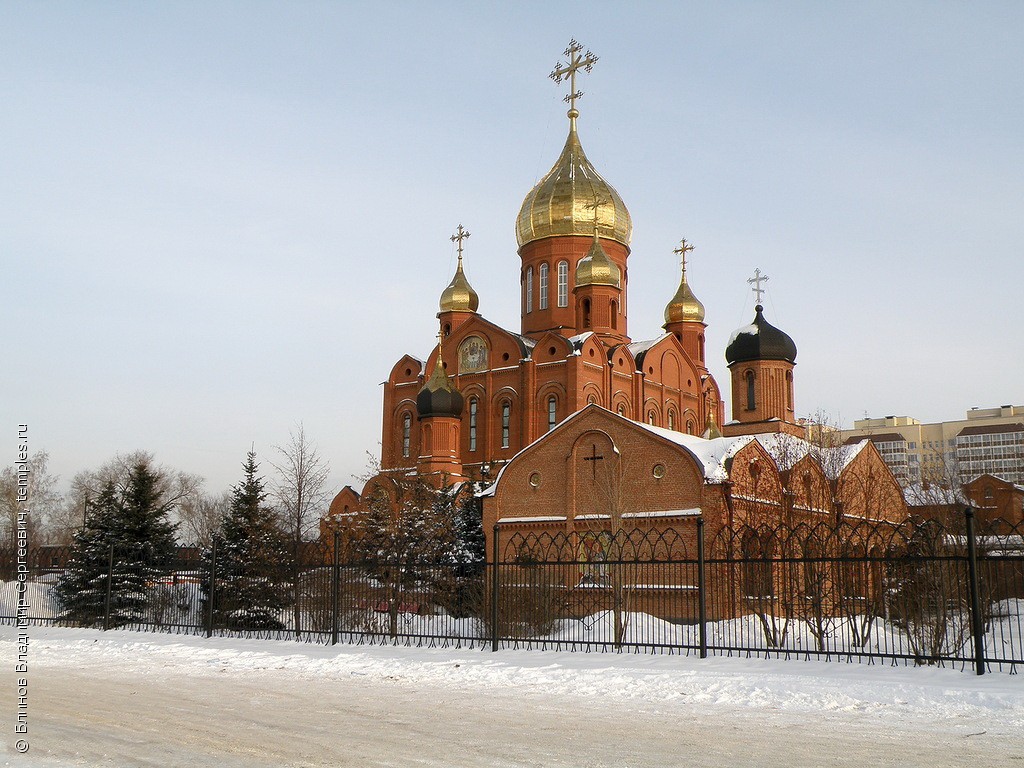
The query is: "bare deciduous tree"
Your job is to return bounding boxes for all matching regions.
[176,490,230,548]
[271,424,330,637]
[0,451,63,550]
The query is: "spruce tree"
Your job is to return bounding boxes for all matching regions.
[54,461,179,626]
[206,451,292,630]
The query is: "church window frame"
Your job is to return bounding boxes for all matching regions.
[648,410,656,426]
[547,395,557,432]
[525,267,533,313]
[539,263,549,310]
[686,419,695,435]
[402,413,411,458]
[617,404,626,418]
[745,370,756,411]
[469,397,479,452]
[556,260,569,307]
[610,300,618,330]
[667,410,676,431]
[582,298,591,328]
[786,370,794,411]
[501,400,511,449]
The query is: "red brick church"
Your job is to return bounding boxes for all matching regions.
[326,42,907,546]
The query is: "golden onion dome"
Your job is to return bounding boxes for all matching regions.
[438,253,479,313]
[516,123,632,249]
[664,259,705,324]
[575,229,621,287]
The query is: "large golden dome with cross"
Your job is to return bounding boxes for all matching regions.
[515,40,632,250]
[515,126,632,249]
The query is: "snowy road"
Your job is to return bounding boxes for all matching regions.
[3,627,1023,767]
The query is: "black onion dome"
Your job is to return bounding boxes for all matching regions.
[416,361,464,418]
[725,305,797,365]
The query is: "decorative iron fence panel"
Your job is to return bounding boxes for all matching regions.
[2,513,1021,673]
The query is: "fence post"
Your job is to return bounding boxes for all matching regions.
[964,507,986,676]
[490,525,500,653]
[331,530,341,646]
[697,517,708,659]
[206,537,217,638]
[102,543,114,631]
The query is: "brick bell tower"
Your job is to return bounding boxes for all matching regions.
[515,40,632,345]
[722,270,800,438]
[662,238,708,374]
[415,337,465,483]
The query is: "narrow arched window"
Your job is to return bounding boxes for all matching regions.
[402,413,411,458]
[617,404,626,417]
[547,396,557,432]
[698,334,705,361]
[648,410,656,426]
[557,261,569,307]
[539,263,549,310]
[668,410,675,431]
[501,401,511,449]
[469,397,478,452]
[786,370,794,410]
[745,370,756,410]
[686,419,695,435]
[525,267,533,313]
[610,300,618,330]
[582,298,591,328]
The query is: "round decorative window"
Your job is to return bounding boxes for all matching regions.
[529,472,542,488]
[652,464,666,479]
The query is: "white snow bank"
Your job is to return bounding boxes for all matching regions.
[6,625,1023,731]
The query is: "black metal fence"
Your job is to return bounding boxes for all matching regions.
[2,511,1021,673]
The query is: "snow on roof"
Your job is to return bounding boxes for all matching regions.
[625,335,668,361]
[567,331,596,356]
[751,433,813,472]
[630,420,754,482]
[728,322,759,344]
[902,483,967,507]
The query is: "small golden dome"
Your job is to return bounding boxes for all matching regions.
[439,253,479,313]
[575,230,621,287]
[701,407,722,440]
[516,124,632,248]
[664,259,705,324]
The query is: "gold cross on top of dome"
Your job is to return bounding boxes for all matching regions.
[450,224,470,262]
[549,39,599,120]
[673,238,695,270]
[747,268,769,304]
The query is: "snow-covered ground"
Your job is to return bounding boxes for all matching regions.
[2,625,1023,767]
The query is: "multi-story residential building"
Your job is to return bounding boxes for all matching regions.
[841,405,1024,486]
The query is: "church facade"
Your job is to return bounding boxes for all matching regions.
[327,42,908,549]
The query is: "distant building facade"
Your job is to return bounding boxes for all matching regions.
[841,405,1024,486]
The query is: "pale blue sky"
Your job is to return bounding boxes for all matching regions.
[3,2,1022,495]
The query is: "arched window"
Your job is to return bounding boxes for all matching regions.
[547,396,557,432]
[648,410,656,426]
[698,334,705,361]
[469,397,478,452]
[786,370,794,410]
[617,404,626,417]
[745,370,756,410]
[686,419,695,435]
[668,410,676,431]
[501,401,511,449]
[610,300,618,330]
[525,267,533,313]
[582,298,591,328]
[556,261,569,307]
[402,413,411,458]
[539,263,549,310]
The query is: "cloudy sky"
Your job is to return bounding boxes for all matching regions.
[3,2,1021,496]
